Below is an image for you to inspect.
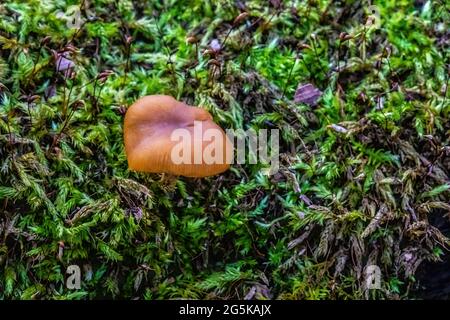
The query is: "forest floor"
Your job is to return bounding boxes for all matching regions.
[0,0,449,299]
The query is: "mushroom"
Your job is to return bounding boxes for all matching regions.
[124,95,233,177]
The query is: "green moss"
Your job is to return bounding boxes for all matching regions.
[0,0,449,299]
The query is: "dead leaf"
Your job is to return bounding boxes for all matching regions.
[294,83,322,106]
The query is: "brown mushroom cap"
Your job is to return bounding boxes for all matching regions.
[124,95,233,177]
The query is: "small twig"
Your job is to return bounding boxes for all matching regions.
[65,78,76,117]
[221,27,234,49]
[50,101,82,151]
[124,35,132,83]
[26,100,33,128]
[154,20,180,85]
[92,78,98,106]
[311,35,327,77]
[282,54,298,99]
[30,48,43,79]
[93,82,106,111]
[68,0,88,45]
[222,11,252,50]
[441,75,449,110]
[194,42,199,80]
[61,70,72,119]
[4,116,13,146]
[361,24,367,62]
